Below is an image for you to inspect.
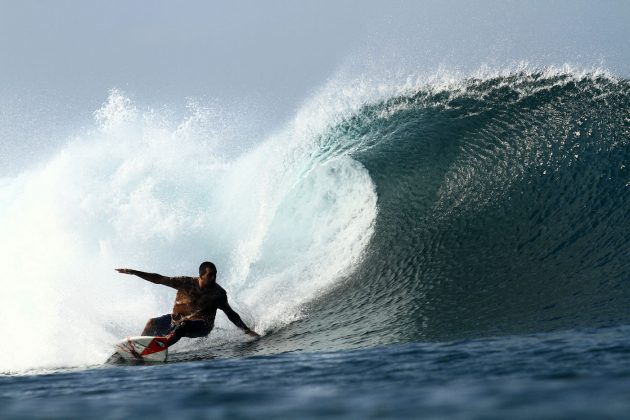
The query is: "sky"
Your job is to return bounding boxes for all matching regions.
[1,0,629,173]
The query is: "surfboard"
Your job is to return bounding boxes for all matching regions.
[114,336,169,362]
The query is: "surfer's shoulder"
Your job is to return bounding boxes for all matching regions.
[170,276,197,288]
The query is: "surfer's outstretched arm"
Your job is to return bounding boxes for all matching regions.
[115,268,184,289]
[220,300,260,337]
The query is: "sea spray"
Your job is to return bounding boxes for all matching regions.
[0,89,378,372]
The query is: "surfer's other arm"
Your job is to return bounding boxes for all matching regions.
[115,268,184,289]
[220,298,260,337]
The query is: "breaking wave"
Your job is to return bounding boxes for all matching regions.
[1,67,629,372]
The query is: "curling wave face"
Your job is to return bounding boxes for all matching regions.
[267,70,630,354]
[1,69,629,372]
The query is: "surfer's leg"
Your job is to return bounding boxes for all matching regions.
[165,320,211,346]
[141,314,173,336]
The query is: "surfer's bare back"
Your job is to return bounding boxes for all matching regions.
[116,261,260,347]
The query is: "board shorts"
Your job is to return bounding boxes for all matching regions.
[145,314,212,339]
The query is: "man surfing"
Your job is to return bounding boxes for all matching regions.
[116,261,260,348]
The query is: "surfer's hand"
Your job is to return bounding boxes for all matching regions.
[245,329,261,338]
[115,268,133,275]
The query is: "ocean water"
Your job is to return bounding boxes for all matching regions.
[1,68,629,418]
[4,325,630,419]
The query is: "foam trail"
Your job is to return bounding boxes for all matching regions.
[0,89,378,373]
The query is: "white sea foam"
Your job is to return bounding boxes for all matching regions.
[0,88,378,373]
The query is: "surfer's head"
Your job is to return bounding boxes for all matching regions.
[198,261,217,287]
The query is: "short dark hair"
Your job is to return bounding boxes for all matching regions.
[199,261,217,276]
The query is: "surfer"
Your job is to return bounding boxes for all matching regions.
[116,262,260,347]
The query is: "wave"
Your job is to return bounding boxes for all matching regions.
[269,69,630,353]
[1,68,629,372]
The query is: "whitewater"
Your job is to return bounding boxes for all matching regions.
[1,65,630,418]
[0,79,381,372]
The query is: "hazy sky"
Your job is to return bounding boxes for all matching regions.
[1,0,629,172]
